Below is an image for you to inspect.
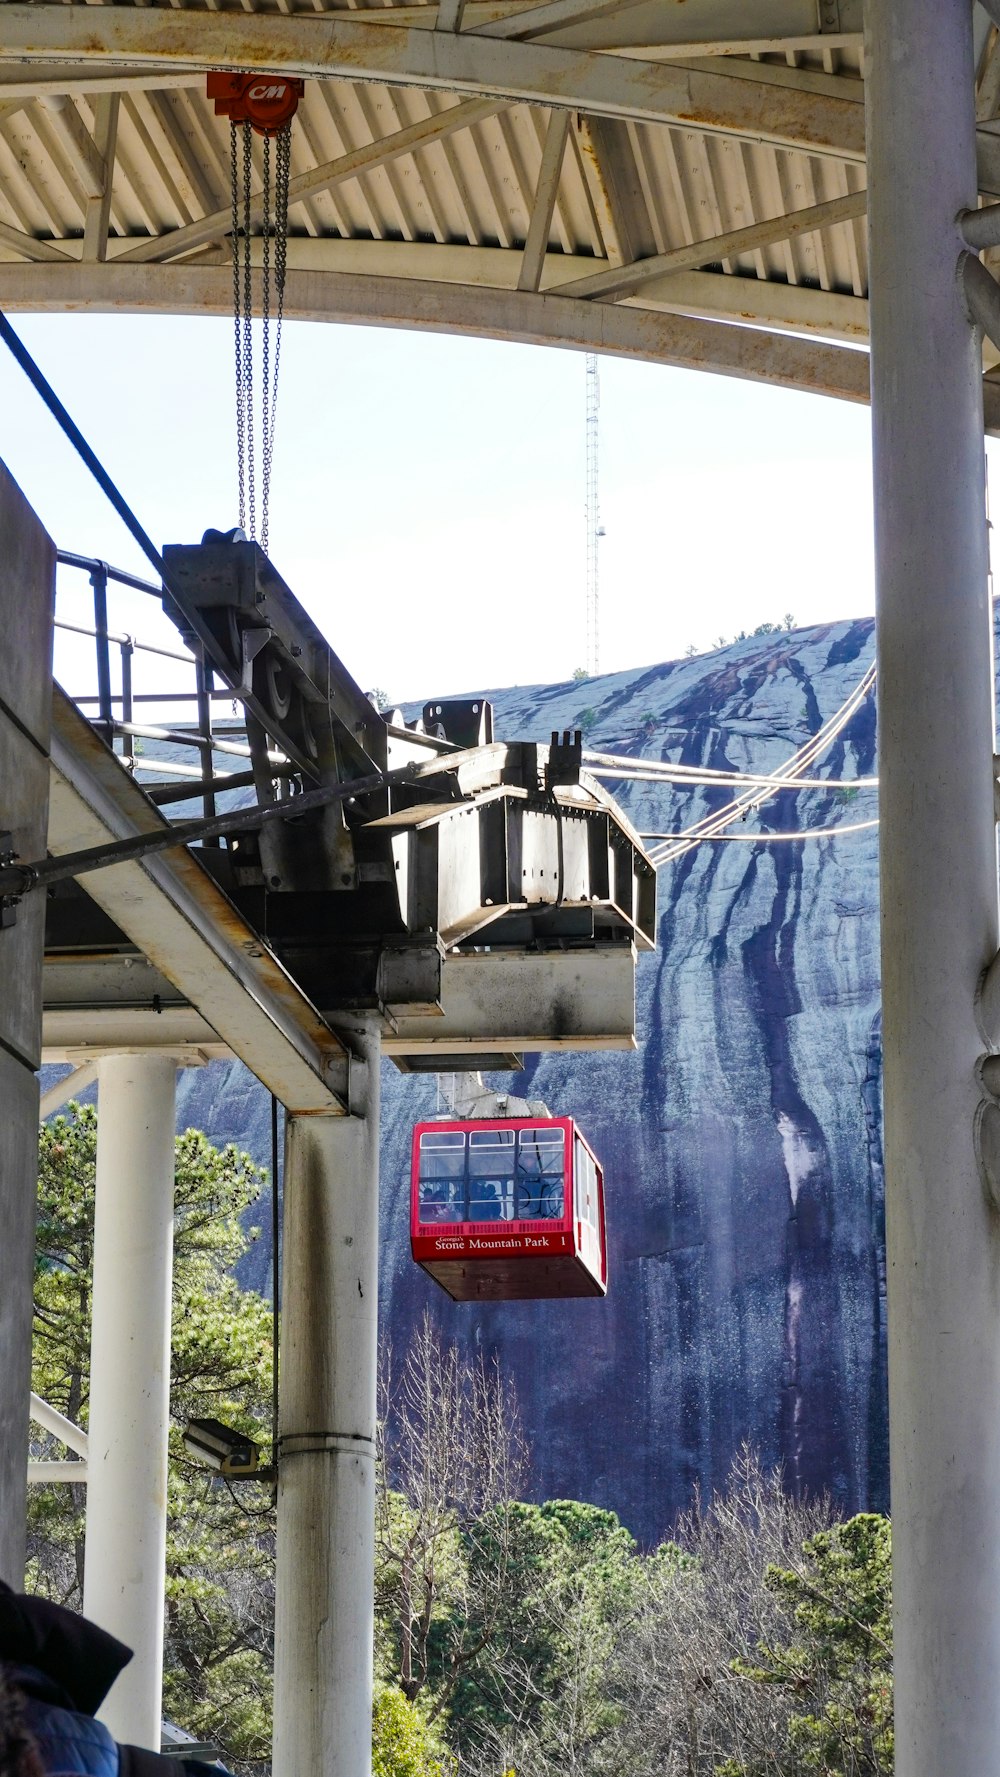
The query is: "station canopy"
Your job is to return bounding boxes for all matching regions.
[0,0,999,425]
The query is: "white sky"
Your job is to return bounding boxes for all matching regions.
[0,311,973,706]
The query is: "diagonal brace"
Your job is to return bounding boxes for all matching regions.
[961,249,1000,351]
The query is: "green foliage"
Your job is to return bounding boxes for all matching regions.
[711,618,797,650]
[30,1124,896,1777]
[572,666,589,682]
[575,706,598,734]
[372,1684,450,1777]
[30,1108,275,1774]
[732,1514,893,1777]
[448,1498,646,1772]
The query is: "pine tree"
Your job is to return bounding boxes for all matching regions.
[30,1107,276,1775]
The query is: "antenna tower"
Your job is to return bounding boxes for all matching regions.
[585,353,600,676]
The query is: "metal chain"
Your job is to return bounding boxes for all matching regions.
[229,112,293,551]
[242,119,256,545]
[230,121,246,533]
[261,130,272,554]
[262,121,291,551]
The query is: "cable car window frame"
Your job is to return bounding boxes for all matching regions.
[416,1122,569,1225]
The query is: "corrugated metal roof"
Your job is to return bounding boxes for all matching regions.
[0,1,992,404]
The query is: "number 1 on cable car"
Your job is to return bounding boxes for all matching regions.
[410,1118,607,1302]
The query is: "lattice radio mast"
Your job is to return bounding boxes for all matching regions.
[585,353,601,676]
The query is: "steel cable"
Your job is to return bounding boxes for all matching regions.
[643,659,878,864]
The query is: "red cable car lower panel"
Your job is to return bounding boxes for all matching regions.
[410,1117,608,1303]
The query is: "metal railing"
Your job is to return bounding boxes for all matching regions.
[54,550,290,830]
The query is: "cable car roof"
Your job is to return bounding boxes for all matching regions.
[1,1,999,424]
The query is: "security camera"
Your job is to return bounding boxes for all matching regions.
[182,1416,261,1477]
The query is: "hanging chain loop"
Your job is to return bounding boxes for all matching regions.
[242,118,256,546]
[230,121,246,535]
[229,103,294,554]
[261,129,272,554]
[262,121,291,553]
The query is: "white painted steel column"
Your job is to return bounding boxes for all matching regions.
[865,5,1000,1773]
[273,1014,380,1777]
[84,1052,177,1749]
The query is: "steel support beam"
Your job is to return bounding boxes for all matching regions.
[42,944,642,1057]
[865,4,1000,1774]
[0,260,874,407]
[518,108,570,291]
[273,1014,381,1777]
[0,2,866,62]
[81,92,119,263]
[19,234,864,345]
[0,6,868,159]
[555,187,868,300]
[83,1052,178,1749]
[30,1392,89,1460]
[39,1060,99,1118]
[91,234,878,343]
[46,689,347,1114]
[0,461,53,1588]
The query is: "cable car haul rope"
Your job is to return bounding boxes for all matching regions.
[208,72,303,552]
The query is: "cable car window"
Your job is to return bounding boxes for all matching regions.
[574,1136,597,1230]
[418,1131,466,1223]
[469,1129,515,1221]
[517,1127,565,1220]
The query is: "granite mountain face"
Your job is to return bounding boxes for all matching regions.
[175,616,888,1545]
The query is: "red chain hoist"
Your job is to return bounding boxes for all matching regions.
[208,72,304,551]
[207,72,304,137]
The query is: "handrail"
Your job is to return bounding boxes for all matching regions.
[56,549,162,599]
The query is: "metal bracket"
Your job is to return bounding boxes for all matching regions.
[818,0,842,30]
[0,830,19,928]
[241,624,272,694]
[546,729,584,790]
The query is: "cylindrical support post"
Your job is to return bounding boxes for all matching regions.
[273,1015,381,1777]
[84,1052,177,1749]
[865,4,1000,1773]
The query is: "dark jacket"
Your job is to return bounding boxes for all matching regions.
[0,1584,225,1777]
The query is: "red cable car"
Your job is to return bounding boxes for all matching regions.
[410,1118,608,1302]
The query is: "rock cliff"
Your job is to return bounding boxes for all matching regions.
[175,616,888,1545]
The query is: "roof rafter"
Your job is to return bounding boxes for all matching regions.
[0,70,204,102]
[556,186,868,299]
[0,6,868,160]
[478,0,652,43]
[82,93,119,261]
[36,95,104,201]
[0,217,72,262]
[517,106,569,289]
[115,95,504,264]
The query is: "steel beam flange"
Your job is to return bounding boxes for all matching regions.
[0,830,21,926]
[974,948,1000,1048]
[974,1056,1000,1212]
